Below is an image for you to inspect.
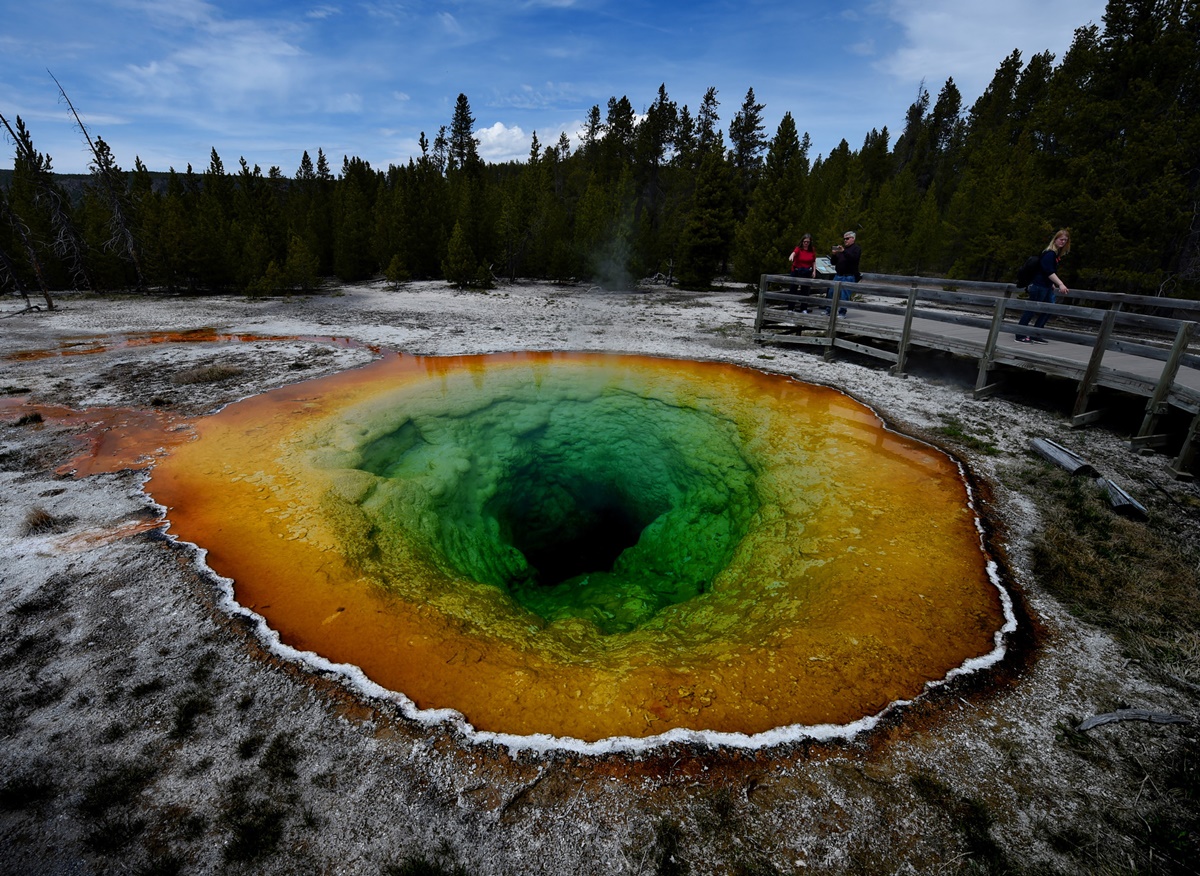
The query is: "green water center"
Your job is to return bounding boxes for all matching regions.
[354,384,761,633]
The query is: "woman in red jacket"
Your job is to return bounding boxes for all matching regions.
[788,234,816,311]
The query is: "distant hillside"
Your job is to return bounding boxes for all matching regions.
[0,169,187,199]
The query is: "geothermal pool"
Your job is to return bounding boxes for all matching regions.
[143,351,1009,744]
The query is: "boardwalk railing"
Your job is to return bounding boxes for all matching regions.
[754,272,1200,478]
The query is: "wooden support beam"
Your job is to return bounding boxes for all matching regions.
[890,282,918,377]
[1131,433,1172,450]
[1134,322,1195,445]
[1170,409,1199,480]
[754,275,768,333]
[822,281,843,362]
[1072,306,1120,421]
[1070,409,1107,427]
[975,295,1009,396]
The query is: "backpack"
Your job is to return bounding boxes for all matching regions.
[1015,254,1041,289]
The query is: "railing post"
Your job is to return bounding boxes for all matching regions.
[823,280,842,360]
[1171,410,1199,480]
[890,281,919,377]
[1132,321,1196,449]
[755,274,768,334]
[974,290,1012,398]
[1071,305,1121,425]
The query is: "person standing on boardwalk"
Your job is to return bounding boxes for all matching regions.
[828,231,861,315]
[788,234,817,311]
[1016,229,1071,344]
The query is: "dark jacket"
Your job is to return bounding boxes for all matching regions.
[832,242,861,278]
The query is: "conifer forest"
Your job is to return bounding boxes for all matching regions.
[2,0,1198,302]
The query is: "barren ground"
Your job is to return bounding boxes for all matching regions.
[2,281,1198,875]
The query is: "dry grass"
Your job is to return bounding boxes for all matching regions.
[1004,462,1200,873]
[1018,467,1200,686]
[21,507,73,536]
[170,364,245,385]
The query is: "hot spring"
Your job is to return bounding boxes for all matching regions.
[145,351,1010,743]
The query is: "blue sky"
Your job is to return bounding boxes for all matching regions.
[1,1,1108,176]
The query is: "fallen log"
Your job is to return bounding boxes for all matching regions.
[1029,437,1099,476]
[1095,477,1148,520]
[1078,708,1194,731]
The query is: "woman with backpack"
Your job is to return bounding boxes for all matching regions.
[1016,229,1071,344]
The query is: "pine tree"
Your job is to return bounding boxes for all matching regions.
[442,219,478,287]
[677,149,735,289]
[731,112,806,284]
[727,87,767,216]
[449,93,480,172]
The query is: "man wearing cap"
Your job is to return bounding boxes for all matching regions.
[828,231,861,315]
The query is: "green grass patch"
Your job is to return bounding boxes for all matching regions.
[935,414,1001,455]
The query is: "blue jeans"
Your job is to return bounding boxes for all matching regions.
[829,274,856,302]
[1018,283,1055,329]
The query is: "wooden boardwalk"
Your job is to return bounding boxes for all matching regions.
[754,272,1200,478]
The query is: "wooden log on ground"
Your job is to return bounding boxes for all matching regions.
[1094,477,1148,520]
[1078,709,1194,731]
[1029,438,1099,476]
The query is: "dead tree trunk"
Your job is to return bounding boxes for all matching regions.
[0,244,35,311]
[51,73,146,292]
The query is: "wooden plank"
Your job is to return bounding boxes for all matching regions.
[833,337,900,363]
[1071,409,1106,426]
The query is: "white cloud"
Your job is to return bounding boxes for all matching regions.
[114,0,219,29]
[439,12,465,38]
[877,0,1107,97]
[493,81,586,111]
[306,5,341,20]
[476,121,530,162]
[328,93,364,113]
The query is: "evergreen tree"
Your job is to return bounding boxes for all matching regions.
[727,86,767,216]
[449,93,480,172]
[732,112,807,284]
[677,149,735,289]
[696,87,722,154]
[443,219,485,287]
